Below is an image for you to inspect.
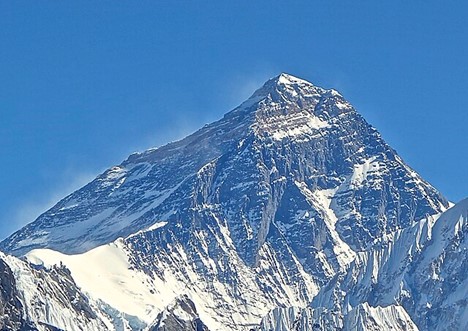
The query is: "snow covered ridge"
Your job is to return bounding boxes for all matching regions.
[258,303,419,331]
[0,73,462,330]
[17,199,466,330]
[0,252,115,331]
[306,198,468,331]
[0,72,447,256]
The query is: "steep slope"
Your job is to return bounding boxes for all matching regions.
[306,198,468,331]
[258,303,419,331]
[147,295,210,331]
[0,252,122,331]
[25,225,315,330]
[1,74,447,258]
[0,257,37,331]
[1,73,452,330]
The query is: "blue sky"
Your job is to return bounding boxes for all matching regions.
[1,2,467,239]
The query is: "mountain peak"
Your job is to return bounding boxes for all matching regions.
[0,72,448,259]
[269,73,343,99]
[229,73,349,125]
[233,73,327,114]
[274,72,311,86]
[262,72,320,92]
[0,71,459,331]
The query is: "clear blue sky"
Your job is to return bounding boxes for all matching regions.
[1,1,467,239]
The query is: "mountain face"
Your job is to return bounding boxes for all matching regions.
[1,74,447,258]
[0,257,37,331]
[258,303,419,331]
[0,73,462,330]
[147,295,210,331]
[0,252,113,331]
[258,198,468,331]
[308,198,468,331]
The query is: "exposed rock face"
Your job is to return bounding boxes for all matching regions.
[307,198,468,331]
[0,253,115,331]
[0,258,37,331]
[148,295,210,331]
[0,73,461,330]
[258,303,419,331]
[0,74,447,260]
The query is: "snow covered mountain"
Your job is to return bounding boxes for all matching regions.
[258,303,419,331]
[258,198,468,331]
[147,295,210,331]
[1,73,448,258]
[307,197,468,331]
[0,73,463,330]
[0,252,112,331]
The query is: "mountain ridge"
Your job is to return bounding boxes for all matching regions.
[0,73,461,331]
[0,73,448,257]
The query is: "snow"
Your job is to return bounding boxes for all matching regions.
[100,166,127,187]
[276,73,313,87]
[420,197,468,266]
[259,303,419,331]
[310,198,468,331]
[1,252,112,331]
[295,181,356,268]
[260,109,330,141]
[349,156,380,189]
[146,221,168,231]
[26,241,165,324]
[126,221,168,239]
[25,233,304,330]
[270,115,330,140]
[2,73,457,331]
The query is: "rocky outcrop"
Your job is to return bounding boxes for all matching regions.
[0,258,37,330]
[148,295,209,331]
